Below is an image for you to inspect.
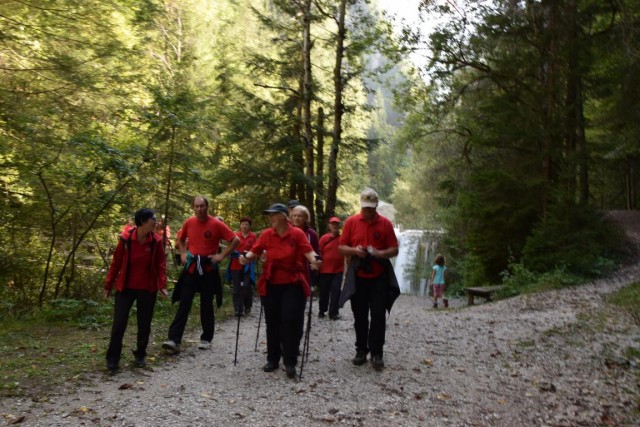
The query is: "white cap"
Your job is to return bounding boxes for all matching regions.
[359,187,379,208]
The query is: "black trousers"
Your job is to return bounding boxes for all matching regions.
[263,283,306,367]
[231,269,253,313]
[168,269,220,344]
[318,272,343,317]
[106,288,157,364]
[350,275,386,357]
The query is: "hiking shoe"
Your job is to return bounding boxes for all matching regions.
[133,351,146,368]
[162,340,179,352]
[329,314,341,320]
[197,340,211,350]
[106,361,119,372]
[285,365,297,378]
[263,361,279,372]
[352,351,367,366]
[371,354,384,371]
[318,312,326,319]
[245,307,252,315]
[432,302,438,309]
[443,298,449,308]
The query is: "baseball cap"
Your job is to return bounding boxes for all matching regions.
[328,216,341,223]
[359,187,379,208]
[263,203,288,216]
[288,199,300,208]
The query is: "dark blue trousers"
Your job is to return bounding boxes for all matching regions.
[168,269,220,344]
[350,275,386,357]
[318,272,343,317]
[263,283,306,367]
[106,289,157,364]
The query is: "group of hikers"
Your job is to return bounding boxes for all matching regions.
[103,187,402,379]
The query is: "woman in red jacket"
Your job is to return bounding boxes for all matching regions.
[104,208,168,371]
[239,203,321,379]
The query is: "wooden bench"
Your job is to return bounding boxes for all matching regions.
[465,285,506,305]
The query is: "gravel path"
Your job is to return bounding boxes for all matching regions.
[2,260,639,426]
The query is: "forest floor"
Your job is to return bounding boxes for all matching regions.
[1,212,639,426]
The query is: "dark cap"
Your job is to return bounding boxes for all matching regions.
[263,203,288,216]
[288,199,300,208]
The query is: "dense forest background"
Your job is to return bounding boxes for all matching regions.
[1,0,638,314]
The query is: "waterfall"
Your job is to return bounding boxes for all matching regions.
[393,229,425,294]
[393,228,443,295]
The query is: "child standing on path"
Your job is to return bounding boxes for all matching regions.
[430,254,448,308]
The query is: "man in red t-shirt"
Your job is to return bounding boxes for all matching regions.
[318,217,344,320]
[339,188,398,370]
[163,196,240,352]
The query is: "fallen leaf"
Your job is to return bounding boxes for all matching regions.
[9,415,25,425]
[422,359,433,366]
[601,414,615,426]
[498,399,507,404]
[118,383,133,390]
[79,406,89,413]
[436,393,452,400]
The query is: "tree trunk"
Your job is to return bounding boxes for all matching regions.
[327,0,347,218]
[302,0,315,227]
[163,125,176,249]
[316,107,325,233]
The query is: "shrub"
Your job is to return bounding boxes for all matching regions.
[521,203,625,277]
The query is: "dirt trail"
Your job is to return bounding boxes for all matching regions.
[2,211,639,426]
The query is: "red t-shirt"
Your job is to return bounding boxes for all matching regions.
[180,215,236,256]
[340,212,398,278]
[229,231,257,270]
[250,224,313,285]
[126,229,158,291]
[319,232,344,274]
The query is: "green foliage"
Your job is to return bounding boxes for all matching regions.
[607,281,640,325]
[501,263,583,294]
[522,203,625,276]
[454,253,488,288]
[393,0,639,285]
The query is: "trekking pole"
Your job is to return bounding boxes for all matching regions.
[299,255,321,380]
[254,301,263,352]
[233,257,246,366]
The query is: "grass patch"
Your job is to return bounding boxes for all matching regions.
[0,285,237,398]
[607,281,640,325]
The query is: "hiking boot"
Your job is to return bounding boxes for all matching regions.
[318,312,326,319]
[106,361,119,372]
[285,365,297,378]
[352,351,367,366]
[197,340,211,350]
[329,314,341,320]
[443,298,449,308]
[371,354,384,371]
[133,351,146,368]
[245,307,252,315]
[432,302,438,309]
[263,361,279,372]
[162,340,179,352]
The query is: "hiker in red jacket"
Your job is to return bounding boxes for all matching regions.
[105,208,168,372]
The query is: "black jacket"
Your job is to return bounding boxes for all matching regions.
[338,256,400,313]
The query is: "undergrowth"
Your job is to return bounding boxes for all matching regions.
[0,285,236,397]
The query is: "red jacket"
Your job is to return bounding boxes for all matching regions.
[105,228,167,293]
